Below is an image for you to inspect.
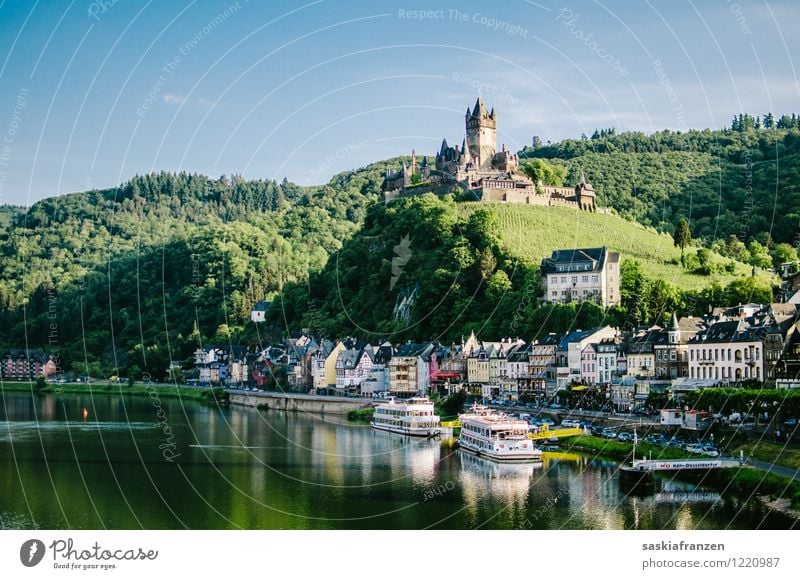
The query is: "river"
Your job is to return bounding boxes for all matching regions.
[0,391,793,529]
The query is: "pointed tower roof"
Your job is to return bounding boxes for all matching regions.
[579,169,586,185]
[472,96,488,117]
[439,138,449,155]
[671,312,680,331]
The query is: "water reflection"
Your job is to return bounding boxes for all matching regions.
[0,392,795,530]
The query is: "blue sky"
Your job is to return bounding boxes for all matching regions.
[0,0,798,205]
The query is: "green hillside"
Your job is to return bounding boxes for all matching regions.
[521,118,800,244]
[482,204,759,291]
[274,194,774,343]
[0,120,788,379]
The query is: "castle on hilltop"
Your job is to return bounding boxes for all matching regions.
[382,97,597,212]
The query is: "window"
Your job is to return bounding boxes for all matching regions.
[571,276,578,284]
[560,276,567,284]
[582,275,589,283]
[592,275,599,283]
[550,276,557,285]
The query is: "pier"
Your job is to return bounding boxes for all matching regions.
[620,455,745,489]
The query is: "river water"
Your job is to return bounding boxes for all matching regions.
[0,392,794,529]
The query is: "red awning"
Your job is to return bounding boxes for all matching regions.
[431,372,462,380]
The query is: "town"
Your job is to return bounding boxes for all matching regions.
[6,245,799,418]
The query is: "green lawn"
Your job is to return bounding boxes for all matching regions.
[738,440,800,471]
[0,381,227,403]
[460,204,773,292]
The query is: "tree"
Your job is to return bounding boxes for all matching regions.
[520,158,567,187]
[772,243,798,268]
[747,240,772,270]
[724,235,748,262]
[673,218,691,266]
[696,248,712,275]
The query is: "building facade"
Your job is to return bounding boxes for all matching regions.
[540,247,620,308]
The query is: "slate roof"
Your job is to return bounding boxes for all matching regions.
[541,247,612,274]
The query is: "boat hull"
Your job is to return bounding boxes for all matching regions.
[457,442,543,463]
[371,422,441,437]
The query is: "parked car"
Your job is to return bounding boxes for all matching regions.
[549,403,564,410]
[561,419,581,429]
[540,418,555,426]
[601,428,617,439]
[616,432,633,442]
[701,445,720,457]
[685,444,705,455]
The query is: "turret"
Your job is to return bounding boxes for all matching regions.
[465,96,496,169]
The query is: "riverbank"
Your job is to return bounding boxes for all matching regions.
[562,434,800,510]
[347,407,375,422]
[0,381,228,404]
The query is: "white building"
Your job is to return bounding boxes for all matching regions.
[250,301,270,323]
[540,247,621,308]
[555,326,618,390]
[580,343,597,385]
[335,346,373,392]
[687,320,765,383]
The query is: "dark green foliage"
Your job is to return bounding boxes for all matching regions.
[519,123,800,243]
[347,407,375,422]
[673,218,691,265]
[441,389,467,417]
[0,164,386,377]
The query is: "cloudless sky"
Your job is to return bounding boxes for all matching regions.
[0,0,798,205]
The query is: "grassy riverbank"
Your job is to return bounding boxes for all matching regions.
[561,435,694,461]
[347,407,375,423]
[737,440,800,471]
[0,381,228,404]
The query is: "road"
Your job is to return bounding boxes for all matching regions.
[749,459,800,481]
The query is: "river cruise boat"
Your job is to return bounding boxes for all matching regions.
[457,405,543,462]
[371,396,441,437]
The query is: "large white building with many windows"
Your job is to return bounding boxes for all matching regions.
[540,247,620,308]
[687,320,765,383]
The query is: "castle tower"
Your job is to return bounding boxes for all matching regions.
[575,169,597,211]
[465,97,496,170]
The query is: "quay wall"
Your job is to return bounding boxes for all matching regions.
[228,391,373,415]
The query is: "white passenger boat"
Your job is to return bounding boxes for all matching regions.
[457,405,543,462]
[371,396,441,437]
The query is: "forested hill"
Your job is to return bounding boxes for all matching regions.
[520,115,800,244]
[0,115,790,380]
[0,164,388,377]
